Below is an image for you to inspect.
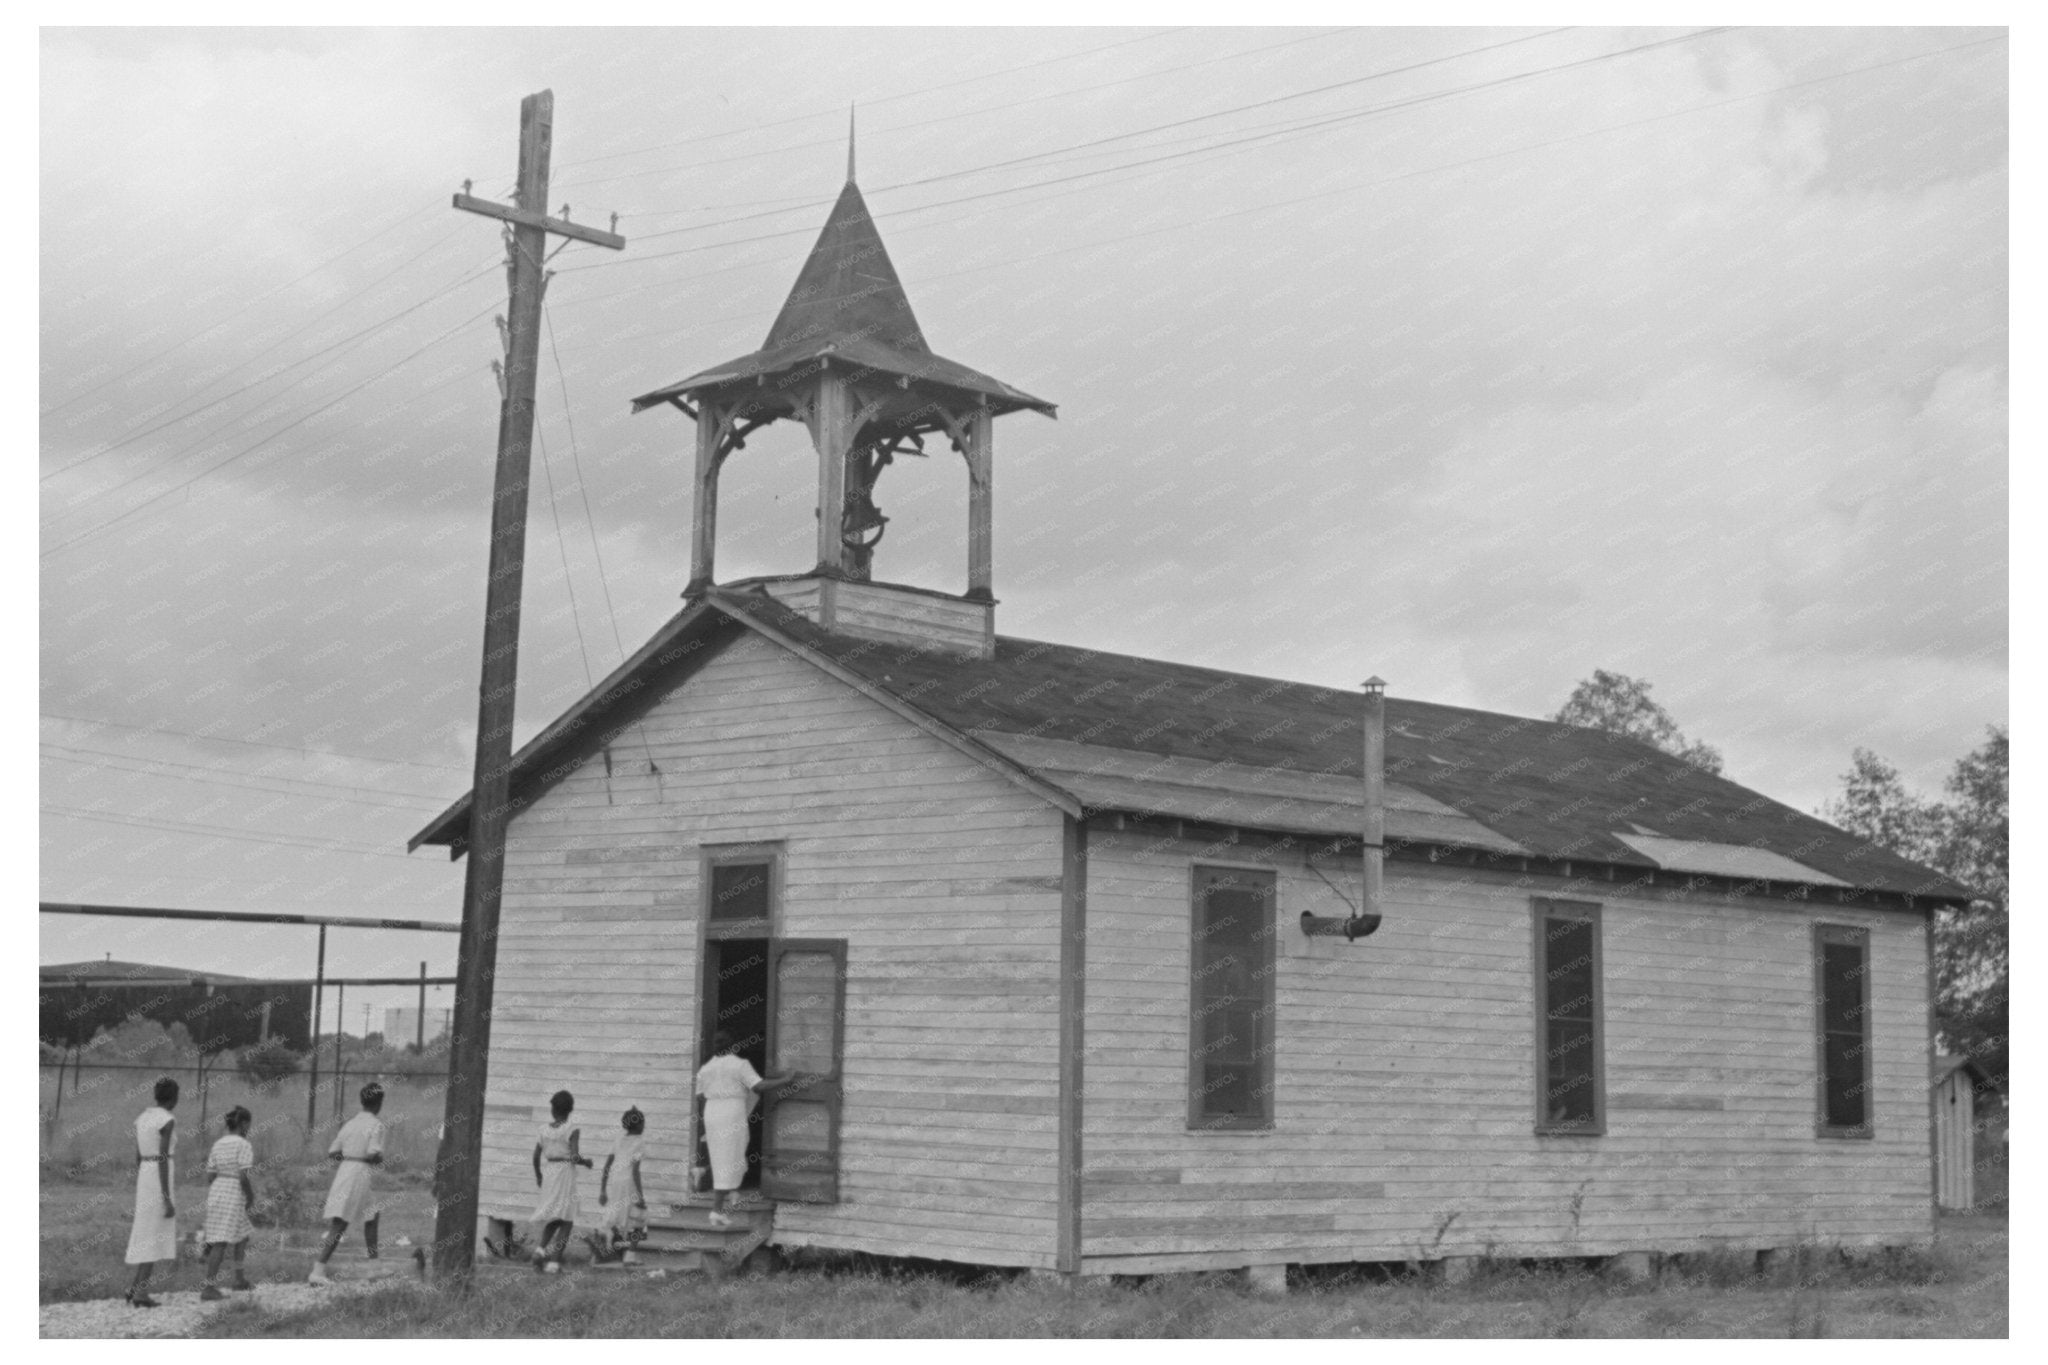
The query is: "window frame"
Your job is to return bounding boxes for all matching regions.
[1532,897,1606,1137]
[1813,922,1875,1140]
[1186,862,1278,1133]
[699,841,783,941]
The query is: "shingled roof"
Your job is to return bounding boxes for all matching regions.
[408,588,1972,905]
[628,179,1056,420]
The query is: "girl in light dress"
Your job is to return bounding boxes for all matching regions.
[123,1076,180,1309]
[585,1106,650,1265]
[694,1031,794,1226]
[530,1089,592,1272]
[199,1106,257,1300]
[309,1083,385,1285]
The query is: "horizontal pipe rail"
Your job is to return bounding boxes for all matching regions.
[39,901,458,932]
[42,975,457,990]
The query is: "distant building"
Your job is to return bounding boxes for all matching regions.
[383,1007,451,1047]
[40,958,311,1051]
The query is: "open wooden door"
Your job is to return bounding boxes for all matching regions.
[761,939,845,1204]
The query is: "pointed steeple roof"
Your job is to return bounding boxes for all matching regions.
[631,170,1054,424]
[760,180,930,357]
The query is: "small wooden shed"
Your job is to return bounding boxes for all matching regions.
[409,162,1977,1278]
[1932,1053,1992,1211]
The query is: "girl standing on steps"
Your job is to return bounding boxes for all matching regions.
[199,1106,257,1300]
[694,1032,795,1226]
[530,1089,591,1272]
[309,1083,385,1285]
[123,1076,179,1308]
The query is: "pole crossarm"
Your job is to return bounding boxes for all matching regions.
[451,193,626,251]
[40,901,461,933]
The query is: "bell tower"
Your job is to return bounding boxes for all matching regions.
[630,127,1055,659]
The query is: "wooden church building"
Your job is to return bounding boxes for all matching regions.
[410,156,1974,1280]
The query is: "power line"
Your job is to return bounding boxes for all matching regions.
[39,199,442,418]
[42,228,486,486]
[561,28,1727,276]
[531,400,600,691]
[610,28,1364,220]
[41,256,500,517]
[40,744,447,808]
[630,25,1572,237]
[41,296,502,558]
[41,804,419,860]
[614,27,1565,238]
[39,712,468,774]
[542,300,659,781]
[549,27,1192,178]
[548,32,2003,368]
[561,30,1487,242]
[905,33,2013,289]
[543,302,628,664]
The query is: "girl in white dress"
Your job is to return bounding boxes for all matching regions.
[585,1106,649,1264]
[123,1077,180,1309]
[529,1089,591,1272]
[694,1032,793,1226]
[309,1083,385,1285]
[199,1106,257,1300]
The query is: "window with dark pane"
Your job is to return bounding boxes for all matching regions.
[1189,866,1274,1129]
[1536,902,1602,1133]
[1817,928,1872,1135]
[710,861,771,923]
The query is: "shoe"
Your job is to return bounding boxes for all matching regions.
[125,1290,157,1309]
[200,1285,225,1302]
[708,1212,733,1228]
[622,1251,640,1266]
[365,1251,379,1261]
[308,1266,333,1286]
[230,1275,255,1291]
[531,1250,548,1273]
[543,1260,562,1275]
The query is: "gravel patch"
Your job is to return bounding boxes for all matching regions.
[40,1263,423,1339]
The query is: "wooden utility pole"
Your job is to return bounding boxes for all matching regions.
[432,89,625,1285]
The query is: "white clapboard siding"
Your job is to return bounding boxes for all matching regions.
[1079,836,1933,1271]
[478,631,1066,1268]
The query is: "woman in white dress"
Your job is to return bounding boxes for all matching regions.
[694,1032,794,1226]
[529,1089,592,1272]
[199,1106,257,1300]
[123,1077,180,1308]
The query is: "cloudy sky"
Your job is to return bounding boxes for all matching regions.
[38,26,2007,1006]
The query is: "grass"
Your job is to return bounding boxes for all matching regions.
[40,1067,446,1178]
[39,1069,447,1307]
[170,1212,2007,1338]
[43,1106,2006,1340]
[38,1166,441,1306]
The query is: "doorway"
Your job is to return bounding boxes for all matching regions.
[701,937,769,1190]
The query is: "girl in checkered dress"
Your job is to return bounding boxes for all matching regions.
[199,1107,257,1300]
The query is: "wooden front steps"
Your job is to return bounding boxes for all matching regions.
[634,1205,773,1272]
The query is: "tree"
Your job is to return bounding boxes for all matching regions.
[1823,726,2008,1087]
[236,1038,305,1091]
[1553,669,1725,774]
